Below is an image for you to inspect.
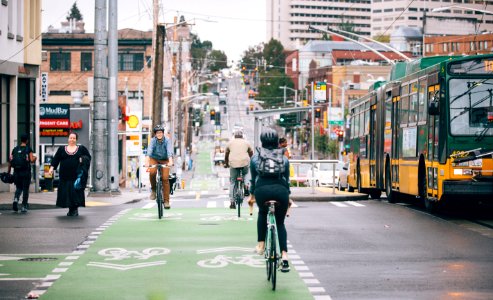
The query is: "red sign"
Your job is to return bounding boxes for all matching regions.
[40,119,70,129]
[40,129,69,136]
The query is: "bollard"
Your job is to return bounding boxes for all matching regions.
[181,179,186,189]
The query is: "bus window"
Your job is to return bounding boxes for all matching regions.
[400,96,409,127]
[364,109,370,135]
[409,81,418,124]
[418,80,427,122]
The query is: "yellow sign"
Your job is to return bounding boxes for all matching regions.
[127,115,139,129]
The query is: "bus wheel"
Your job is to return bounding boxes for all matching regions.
[385,164,396,203]
[357,172,363,194]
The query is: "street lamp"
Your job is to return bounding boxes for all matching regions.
[279,86,298,106]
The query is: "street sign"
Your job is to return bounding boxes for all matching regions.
[329,121,344,125]
[314,81,327,103]
[41,73,48,102]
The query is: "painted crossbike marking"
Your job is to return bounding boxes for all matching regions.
[196,247,263,268]
[87,261,167,271]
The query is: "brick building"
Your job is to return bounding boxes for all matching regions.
[424,33,493,56]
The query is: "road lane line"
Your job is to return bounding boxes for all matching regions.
[331,202,348,207]
[345,201,365,207]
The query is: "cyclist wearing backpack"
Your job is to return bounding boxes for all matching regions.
[248,128,291,272]
[224,129,253,209]
[8,134,36,213]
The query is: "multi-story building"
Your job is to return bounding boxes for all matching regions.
[372,1,493,38]
[0,0,42,192]
[41,28,153,187]
[266,0,372,51]
[425,33,493,56]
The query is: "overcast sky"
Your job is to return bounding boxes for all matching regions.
[41,0,267,63]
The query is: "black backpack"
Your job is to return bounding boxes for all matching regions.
[256,147,285,178]
[11,146,29,170]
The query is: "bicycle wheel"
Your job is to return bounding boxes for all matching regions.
[270,225,278,291]
[236,181,243,218]
[156,180,163,219]
[265,226,272,281]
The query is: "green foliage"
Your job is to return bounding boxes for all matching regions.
[263,39,285,72]
[191,34,212,71]
[337,17,359,37]
[257,69,294,108]
[373,35,390,43]
[315,130,339,159]
[66,3,83,21]
[240,44,264,70]
[208,50,228,72]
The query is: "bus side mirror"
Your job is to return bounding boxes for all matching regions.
[429,91,439,115]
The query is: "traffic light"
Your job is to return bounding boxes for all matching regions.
[210,109,215,121]
[315,108,321,118]
[337,129,344,142]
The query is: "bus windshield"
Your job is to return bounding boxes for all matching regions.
[449,78,493,137]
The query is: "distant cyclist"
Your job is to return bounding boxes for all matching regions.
[146,124,174,209]
[224,129,253,209]
[249,128,291,272]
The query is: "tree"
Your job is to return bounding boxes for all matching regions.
[190,34,212,71]
[208,50,228,72]
[66,3,83,21]
[337,17,359,38]
[240,44,263,71]
[263,39,285,72]
[257,69,294,108]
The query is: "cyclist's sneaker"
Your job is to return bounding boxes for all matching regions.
[255,244,264,255]
[12,198,19,212]
[229,202,236,209]
[150,191,156,200]
[281,260,290,273]
[164,203,170,209]
[20,205,28,213]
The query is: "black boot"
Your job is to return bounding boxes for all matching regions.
[67,207,79,216]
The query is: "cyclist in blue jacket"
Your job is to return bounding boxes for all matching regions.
[146,124,174,209]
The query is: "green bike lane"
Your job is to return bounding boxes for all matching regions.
[36,206,314,300]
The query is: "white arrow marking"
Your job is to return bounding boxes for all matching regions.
[87,260,167,271]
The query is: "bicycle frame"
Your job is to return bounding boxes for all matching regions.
[233,168,245,218]
[149,164,168,219]
[265,200,281,291]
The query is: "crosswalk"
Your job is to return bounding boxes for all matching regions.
[144,198,367,209]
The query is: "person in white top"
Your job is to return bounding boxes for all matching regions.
[224,129,253,209]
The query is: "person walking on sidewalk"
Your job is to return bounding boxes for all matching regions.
[49,132,91,216]
[146,124,174,209]
[224,129,253,209]
[8,134,36,213]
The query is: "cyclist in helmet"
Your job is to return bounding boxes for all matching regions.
[146,124,174,209]
[224,128,253,209]
[248,128,291,272]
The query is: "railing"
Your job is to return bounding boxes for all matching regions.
[289,159,340,195]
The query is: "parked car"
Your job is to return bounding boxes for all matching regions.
[311,161,344,187]
[337,161,350,191]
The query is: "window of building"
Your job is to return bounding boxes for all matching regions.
[50,52,71,71]
[80,52,92,71]
[0,75,10,164]
[118,53,144,71]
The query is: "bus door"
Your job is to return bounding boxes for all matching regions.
[391,96,400,189]
[427,85,440,199]
[369,103,377,186]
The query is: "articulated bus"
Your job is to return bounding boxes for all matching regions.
[347,54,493,212]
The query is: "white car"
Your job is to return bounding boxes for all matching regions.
[311,162,343,187]
[337,162,350,191]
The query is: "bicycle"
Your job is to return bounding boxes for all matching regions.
[264,200,281,291]
[149,164,169,219]
[232,168,245,218]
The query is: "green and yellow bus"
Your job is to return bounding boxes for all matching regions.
[347,54,493,212]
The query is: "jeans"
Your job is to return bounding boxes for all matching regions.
[229,166,249,202]
[14,170,31,206]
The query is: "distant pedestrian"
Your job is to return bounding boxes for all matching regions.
[279,137,291,159]
[49,132,91,216]
[8,134,37,213]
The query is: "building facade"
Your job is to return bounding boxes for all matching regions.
[424,33,493,56]
[266,0,371,51]
[41,28,153,187]
[0,0,42,192]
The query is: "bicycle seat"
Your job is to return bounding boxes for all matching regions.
[264,200,280,206]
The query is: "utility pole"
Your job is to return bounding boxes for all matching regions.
[92,0,109,192]
[108,0,119,193]
[152,25,166,129]
[177,37,183,156]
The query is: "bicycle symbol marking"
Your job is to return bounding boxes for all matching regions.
[98,247,171,261]
[196,247,263,268]
[197,254,264,268]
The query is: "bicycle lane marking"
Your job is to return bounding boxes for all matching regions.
[38,207,314,300]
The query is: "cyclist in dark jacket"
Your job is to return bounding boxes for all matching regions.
[248,128,291,272]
